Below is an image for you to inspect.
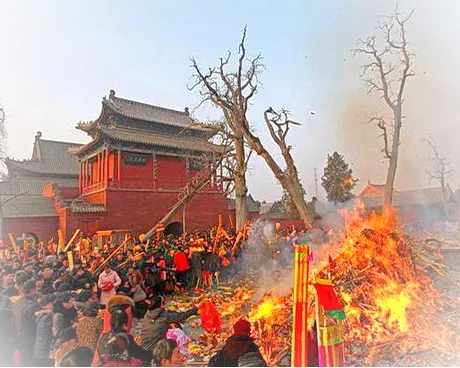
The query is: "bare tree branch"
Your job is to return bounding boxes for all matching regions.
[190,28,314,228]
[353,5,415,207]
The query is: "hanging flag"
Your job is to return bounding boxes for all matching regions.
[313,283,346,321]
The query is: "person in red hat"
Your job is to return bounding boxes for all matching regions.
[208,319,267,367]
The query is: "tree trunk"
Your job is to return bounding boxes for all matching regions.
[241,129,315,228]
[234,136,248,231]
[287,176,314,229]
[440,175,449,220]
[383,110,401,209]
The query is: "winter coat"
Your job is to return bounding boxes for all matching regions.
[98,270,122,306]
[209,335,267,367]
[33,309,53,360]
[74,271,94,291]
[11,295,39,349]
[204,252,220,273]
[50,305,77,357]
[42,278,55,295]
[173,252,190,272]
[142,306,198,347]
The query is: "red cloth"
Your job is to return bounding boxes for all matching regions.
[313,283,342,312]
[101,281,114,292]
[199,301,221,334]
[233,319,251,336]
[173,252,190,272]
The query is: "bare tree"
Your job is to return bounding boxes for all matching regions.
[242,107,315,227]
[189,27,262,231]
[354,5,415,208]
[424,135,453,211]
[190,28,315,228]
[191,119,253,199]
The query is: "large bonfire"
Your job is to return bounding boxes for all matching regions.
[241,203,460,366]
[323,204,460,366]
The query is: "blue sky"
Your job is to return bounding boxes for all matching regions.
[1,0,459,201]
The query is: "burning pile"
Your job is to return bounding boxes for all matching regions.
[318,206,460,366]
[248,293,292,366]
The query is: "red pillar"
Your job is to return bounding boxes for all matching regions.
[292,244,309,367]
[82,160,87,190]
[152,153,157,189]
[104,148,109,185]
[79,161,82,195]
[98,152,102,185]
[117,150,122,187]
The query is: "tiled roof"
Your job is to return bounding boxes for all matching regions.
[106,94,193,128]
[100,127,223,154]
[5,139,82,176]
[0,195,58,218]
[361,187,449,207]
[228,195,261,212]
[0,177,78,196]
[70,201,106,213]
[78,92,212,134]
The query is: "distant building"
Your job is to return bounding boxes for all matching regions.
[358,180,454,221]
[1,134,82,242]
[227,194,261,225]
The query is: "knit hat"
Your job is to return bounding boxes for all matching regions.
[233,319,251,336]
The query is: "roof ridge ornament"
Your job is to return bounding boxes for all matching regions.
[109,89,116,99]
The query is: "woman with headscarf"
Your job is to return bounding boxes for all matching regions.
[94,307,152,366]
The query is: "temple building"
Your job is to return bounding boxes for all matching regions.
[1,90,228,244]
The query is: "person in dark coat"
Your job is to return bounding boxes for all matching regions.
[12,279,40,367]
[73,266,93,291]
[50,292,77,359]
[142,296,199,348]
[41,266,56,295]
[34,294,56,366]
[1,268,16,297]
[209,319,267,367]
[189,250,203,290]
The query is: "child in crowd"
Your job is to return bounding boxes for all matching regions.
[165,322,192,358]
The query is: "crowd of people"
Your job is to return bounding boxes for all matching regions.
[0,225,298,367]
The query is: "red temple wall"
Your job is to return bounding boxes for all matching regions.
[2,217,59,246]
[83,191,106,205]
[156,156,186,189]
[100,189,228,237]
[121,152,154,189]
[59,187,79,199]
